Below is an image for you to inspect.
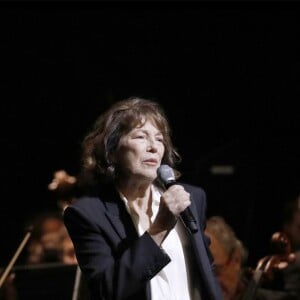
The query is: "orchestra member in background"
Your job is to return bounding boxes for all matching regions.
[281,194,300,299]
[48,169,78,212]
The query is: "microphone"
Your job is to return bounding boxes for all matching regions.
[157,165,198,234]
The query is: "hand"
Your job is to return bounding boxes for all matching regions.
[160,184,191,216]
[148,185,191,245]
[255,231,296,281]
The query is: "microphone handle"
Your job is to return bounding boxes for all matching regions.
[180,208,198,233]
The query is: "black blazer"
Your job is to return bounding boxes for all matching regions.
[63,183,223,300]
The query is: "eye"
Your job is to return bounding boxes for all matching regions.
[134,134,145,139]
[133,133,146,139]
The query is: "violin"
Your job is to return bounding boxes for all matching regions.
[242,231,295,300]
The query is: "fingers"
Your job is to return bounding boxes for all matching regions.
[161,185,191,216]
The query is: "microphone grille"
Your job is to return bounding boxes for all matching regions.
[157,164,176,184]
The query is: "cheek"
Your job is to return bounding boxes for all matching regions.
[116,146,141,168]
[158,142,165,153]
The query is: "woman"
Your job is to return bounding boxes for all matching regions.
[63,97,222,300]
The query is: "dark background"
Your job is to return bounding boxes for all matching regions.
[1,1,300,268]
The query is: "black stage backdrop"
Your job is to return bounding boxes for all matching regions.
[1,1,299,268]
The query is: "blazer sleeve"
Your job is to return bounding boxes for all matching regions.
[63,201,170,300]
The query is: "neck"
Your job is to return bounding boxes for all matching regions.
[118,181,152,213]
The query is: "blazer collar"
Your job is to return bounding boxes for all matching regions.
[101,186,138,240]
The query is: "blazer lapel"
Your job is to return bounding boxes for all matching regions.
[105,200,128,239]
[103,189,138,241]
[190,225,222,300]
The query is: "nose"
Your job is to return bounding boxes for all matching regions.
[147,137,158,152]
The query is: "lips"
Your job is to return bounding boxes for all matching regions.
[143,159,158,165]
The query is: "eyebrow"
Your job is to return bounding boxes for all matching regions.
[133,128,163,136]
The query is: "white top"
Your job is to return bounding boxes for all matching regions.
[119,184,201,300]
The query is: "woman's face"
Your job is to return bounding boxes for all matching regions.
[115,119,165,183]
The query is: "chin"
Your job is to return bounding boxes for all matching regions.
[141,170,157,181]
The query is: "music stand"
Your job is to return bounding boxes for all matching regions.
[12,263,78,300]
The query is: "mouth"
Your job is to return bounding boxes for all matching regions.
[143,159,158,166]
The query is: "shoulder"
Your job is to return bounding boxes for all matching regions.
[64,183,120,219]
[67,183,117,212]
[64,196,104,221]
[71,196,103,210]
[178,183,209,230]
